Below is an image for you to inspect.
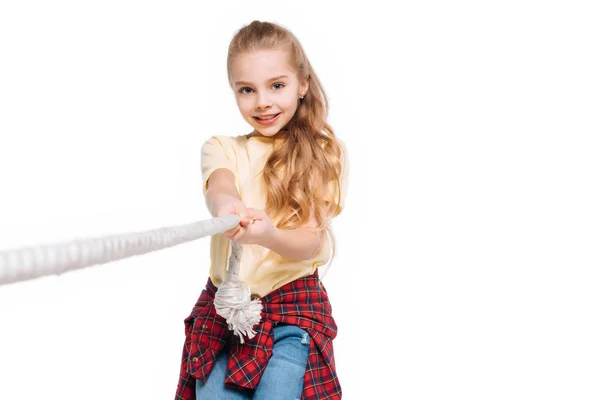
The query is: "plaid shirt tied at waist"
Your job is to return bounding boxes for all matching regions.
[174,271,342,400]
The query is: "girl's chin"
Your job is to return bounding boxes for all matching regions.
[251,123,280,136]
[253,130,278,138]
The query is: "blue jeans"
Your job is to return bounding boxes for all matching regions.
[195,324,310,399]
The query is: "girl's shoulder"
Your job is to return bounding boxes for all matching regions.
[203,133,245,144]
[202,134,253,152]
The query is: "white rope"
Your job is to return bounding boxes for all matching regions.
[0,214,240,286]
[0,213,263,342]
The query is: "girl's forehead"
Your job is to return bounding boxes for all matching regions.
[232,49,296,82]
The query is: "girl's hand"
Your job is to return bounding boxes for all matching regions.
[211,194,251,237]
[226,208,276,246]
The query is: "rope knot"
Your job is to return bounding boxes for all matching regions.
[213,241,262,343]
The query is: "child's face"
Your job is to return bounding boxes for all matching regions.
[231,49,308,137]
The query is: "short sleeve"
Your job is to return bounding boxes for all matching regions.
[324,140,349,217]
[201,136,237,195]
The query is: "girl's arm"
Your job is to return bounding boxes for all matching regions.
[205,168,251,234]
[242,207,324,261]
[205,169,240,213]
[261,224,323,261]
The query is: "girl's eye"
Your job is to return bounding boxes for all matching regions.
[239,87,253,94]
[273,82,285,90]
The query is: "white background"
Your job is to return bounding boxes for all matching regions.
[1,1,599,399]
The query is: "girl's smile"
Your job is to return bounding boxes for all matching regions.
[254,112,281,125]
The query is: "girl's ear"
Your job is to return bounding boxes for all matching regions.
[299,77,309,98]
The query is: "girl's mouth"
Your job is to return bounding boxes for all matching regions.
[253,113,281,126]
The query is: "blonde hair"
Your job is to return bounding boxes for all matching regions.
[227,21,344,263]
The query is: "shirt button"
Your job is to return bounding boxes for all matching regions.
[202,324,208,329]
[192,357,198,362]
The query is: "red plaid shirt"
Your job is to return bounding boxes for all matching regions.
[174,271,341,399]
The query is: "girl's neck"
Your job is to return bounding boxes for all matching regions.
[246,130,288,140]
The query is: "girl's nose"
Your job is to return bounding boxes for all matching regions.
[255,91,272,109]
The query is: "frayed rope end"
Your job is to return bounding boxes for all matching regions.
[214,279,263,344]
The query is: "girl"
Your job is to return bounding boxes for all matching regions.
[175,20,348,400]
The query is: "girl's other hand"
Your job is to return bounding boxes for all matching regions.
[226,208,275,245]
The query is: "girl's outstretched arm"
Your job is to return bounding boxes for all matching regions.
[205,168,251,236]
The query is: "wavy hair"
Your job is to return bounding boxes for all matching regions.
[227,20,344,262]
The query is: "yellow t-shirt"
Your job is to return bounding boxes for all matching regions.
[201,134,348,297]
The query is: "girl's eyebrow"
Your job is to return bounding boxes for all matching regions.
[235,75,289,87]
